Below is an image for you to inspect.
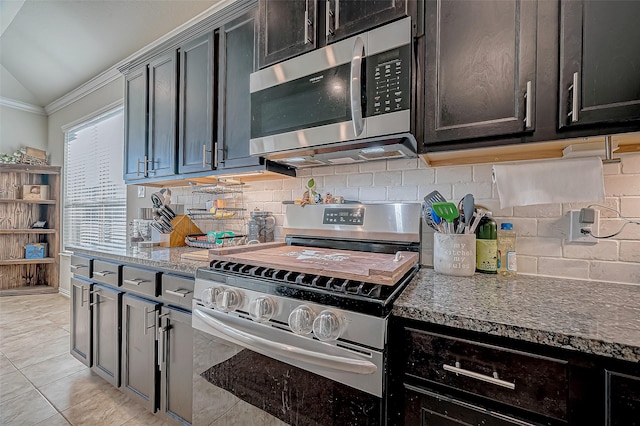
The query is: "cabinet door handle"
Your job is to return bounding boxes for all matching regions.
[568,71,579,123]
[202,144,212,168]
[136,156,151,177]
[326,0,334,37]
[523,80,533,129]
[443,362,515,390]
[165,288,192,298]
[335,0,340,30]
[143,306,157,336]
[80,286,85,307]
[69,264,85,271]
[124,278,147,286]
[304,6,310,45]
[93,271,113,277]
[157,325,168,370]
[213,141,219,168]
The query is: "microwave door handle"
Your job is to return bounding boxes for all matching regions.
[350,36,365,137]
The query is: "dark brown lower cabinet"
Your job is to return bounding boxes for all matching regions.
[121,294,161,412]
[158,306,192,425]
[70,277,92,367]
[91,284,123,387]
[606,371,640,426]
[404,384,536,426]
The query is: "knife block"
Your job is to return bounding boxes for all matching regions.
[159,215,202,247]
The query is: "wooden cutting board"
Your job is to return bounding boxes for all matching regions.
[208,246,418,286]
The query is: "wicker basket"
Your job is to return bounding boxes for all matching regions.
[19,154,46,165]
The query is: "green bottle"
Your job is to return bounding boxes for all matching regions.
[475,215,497,274]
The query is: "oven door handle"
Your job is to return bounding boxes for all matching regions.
[350,36,365,137]
[194,308,377,375]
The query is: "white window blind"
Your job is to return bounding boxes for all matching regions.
[64,108,127,251]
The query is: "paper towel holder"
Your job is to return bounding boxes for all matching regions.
[562,135,621,164]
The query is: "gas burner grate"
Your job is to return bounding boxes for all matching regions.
[208,260,384,298]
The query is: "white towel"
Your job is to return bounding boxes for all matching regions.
[492,157,605,209]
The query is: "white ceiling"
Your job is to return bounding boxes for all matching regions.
[0,0,223,110]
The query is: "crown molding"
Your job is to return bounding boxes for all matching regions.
[0,97,46,115]
[44,0,239,116]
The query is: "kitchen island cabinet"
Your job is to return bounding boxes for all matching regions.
[70,276,93,367]
[91,283,123,387]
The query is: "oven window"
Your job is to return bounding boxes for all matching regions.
[251,63,352,138]
[193,329,382,426]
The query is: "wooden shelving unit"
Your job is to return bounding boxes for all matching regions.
[0,164,61,294]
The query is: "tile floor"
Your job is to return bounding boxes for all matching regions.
[0,293,169,426]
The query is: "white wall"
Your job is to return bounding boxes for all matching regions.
[0,105,47,154]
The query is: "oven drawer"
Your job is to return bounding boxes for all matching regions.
[92,259,120,287]
[161,274,194,309]
[70,255,92,279]
[122,265,160,298]
[404,328,568,421]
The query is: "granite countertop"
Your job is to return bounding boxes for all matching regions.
[69,245,208,276]
[393,268,640,363]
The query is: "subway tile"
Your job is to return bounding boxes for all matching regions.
[602,161,621,175]
[435,166,473,183]
[296,168,312,178]
[538,257,590,280]
[497,218,537,237]
[515,255,537,275]
[323,174,348,189]
[589,261,640,285]
[600,218,640,240]
[335,164,359,174]
[562,240,619,261]
[452,182,492,200]
[359,187,387,202]
[403,168,435,186]
[562,198,620,218]
[373,171,402,187]
[387,185,418,201]
[387,158,419,171]
[358,161,387,173]
[620,241,640,262]
[620,197,640,218]
[281,177,303,190]
[473,199,513,217]
[517,236,563,257]
[537,217,569,238]
[513,204,563,218]
[621,154,640,173]
[347,173,373,187]
[418,184,452,200]
[311,166,335,176]
[271,190,293,203]
[338,188,359,201]
[605,174,640,196]
[472,164,494,183]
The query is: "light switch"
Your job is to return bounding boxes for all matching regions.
[137,186,145,198]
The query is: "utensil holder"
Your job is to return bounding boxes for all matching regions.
[433,233,476,277]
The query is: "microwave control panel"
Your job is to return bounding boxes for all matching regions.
[366,44,411,117]
[322,208,365,225]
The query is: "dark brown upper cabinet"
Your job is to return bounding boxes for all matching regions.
[559,0,640,129]
[177,32,216,174]
[218,7,263,170]
[257,0,317,69]
[424,0,538,145]
[325,0,408,44]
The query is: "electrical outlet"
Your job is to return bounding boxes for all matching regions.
[137,186,145,198]
[566,210,599,245]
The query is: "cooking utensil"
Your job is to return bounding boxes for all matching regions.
[151,192,164,208]
[458,194,475,233]
[421,202,438,231]
[469,208,488,234]
[432,202,459,233]
[423,190,447,209]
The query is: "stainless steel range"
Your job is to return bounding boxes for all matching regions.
[192,203,421,426]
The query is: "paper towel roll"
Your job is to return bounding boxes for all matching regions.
[492,157,605,209]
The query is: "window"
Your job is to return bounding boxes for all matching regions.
[63,108,126,251]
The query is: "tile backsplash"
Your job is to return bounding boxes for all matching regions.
[170,155,640,285]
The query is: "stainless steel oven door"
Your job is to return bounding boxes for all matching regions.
[192,305,385,426]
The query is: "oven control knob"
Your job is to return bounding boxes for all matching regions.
[249,296,276,323]
[215,289,243,312]
[288,305,316,335]
[201,287,221,308]
[312,310,344,342]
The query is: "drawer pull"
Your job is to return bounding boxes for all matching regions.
[69,264,86,270]
[124,278,148,286]
[165,288,192,298]
[443,362,515,390]
[93,271,113,277]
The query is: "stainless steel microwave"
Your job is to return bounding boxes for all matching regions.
[249,18,417,168]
